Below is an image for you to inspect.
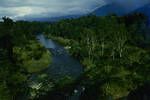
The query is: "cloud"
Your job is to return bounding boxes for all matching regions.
[0,0,107,19]
[0,0,150,20]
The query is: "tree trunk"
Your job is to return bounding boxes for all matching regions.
[101,42,104,56]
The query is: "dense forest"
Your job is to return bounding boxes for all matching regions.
[0,17,51,99]
[0,13,150,100]
[44,14,150,100]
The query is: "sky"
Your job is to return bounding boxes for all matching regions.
[0,0,150,20]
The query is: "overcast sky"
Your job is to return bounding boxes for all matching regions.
[0,0,150,20]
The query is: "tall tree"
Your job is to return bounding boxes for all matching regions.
[0,17,14,63]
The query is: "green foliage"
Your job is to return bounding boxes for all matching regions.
[0,13,150,99]
[48,35,71,46]
[56,76,75,88]
[43,14,150,99]
[14,40,51,73]
[29,74,55,99]
[0,82,11,100]
[0,17,52,99]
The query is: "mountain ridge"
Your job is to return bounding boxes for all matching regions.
[26,3,150,22]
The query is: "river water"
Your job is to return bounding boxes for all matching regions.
[36,34,84,100]
[36,34,83,79]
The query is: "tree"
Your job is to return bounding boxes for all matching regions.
[0,17,14,63]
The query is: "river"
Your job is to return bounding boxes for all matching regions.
[36,34,85,100]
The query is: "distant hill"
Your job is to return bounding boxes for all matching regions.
[31,3,127,22]
[26,3,150,22]
[91,3,128,16]
[25,14,82,22]
[133,3,150,16]
[92,3,150,24]
[132,3,150,23]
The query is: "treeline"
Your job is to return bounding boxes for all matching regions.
[43,14,150,99]
[0,17,51,99]
[0,13,150,100]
